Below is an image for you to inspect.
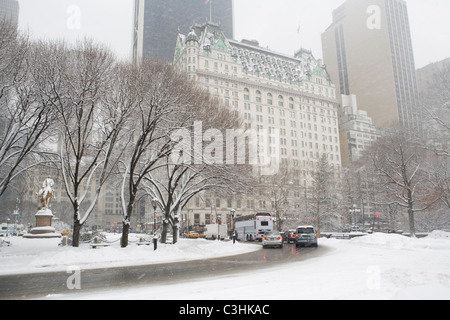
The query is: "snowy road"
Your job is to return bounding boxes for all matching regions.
[0,244,322,299]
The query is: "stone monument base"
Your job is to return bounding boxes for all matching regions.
[24,209,61,239]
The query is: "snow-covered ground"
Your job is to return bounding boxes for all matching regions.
[2,232,450,300]
[0,233,260,276]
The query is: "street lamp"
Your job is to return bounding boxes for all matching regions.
[349,204,361,227]
[151,198,159,251]
[6,218,10,237]
[230,209,236,244]
[151,198,159,235]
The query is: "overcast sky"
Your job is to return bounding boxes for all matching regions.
[18,0,449,68]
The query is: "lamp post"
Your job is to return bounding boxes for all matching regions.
[230,208,236,244]
[151,198,159,235]
[349,204,361,227]
[6,218,10,237]
[151,198,159,250]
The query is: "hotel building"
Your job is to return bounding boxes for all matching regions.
[173,22,342,227]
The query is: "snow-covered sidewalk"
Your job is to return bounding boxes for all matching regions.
[50,231,450,300]
[0,234,259,276]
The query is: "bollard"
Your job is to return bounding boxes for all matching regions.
[153,237,158,251]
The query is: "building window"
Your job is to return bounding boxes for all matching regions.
[267,93,273,105]
[244,88,250,101]
[278,95,284,107]
[289,97,294,109]
[256,90,262,102]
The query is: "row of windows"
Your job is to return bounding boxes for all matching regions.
[203,76,336,110]
[195,197,305,211]
[243,88,335,107]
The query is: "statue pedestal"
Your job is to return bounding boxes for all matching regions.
[24,209,61,239]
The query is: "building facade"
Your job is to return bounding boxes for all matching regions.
[133,0,234,63]
[173,22,342,229]
[0,0,19,28]
[338,95,380,166]
[322,0,419,129]
[416,58,450,95]
[174,22,341,171]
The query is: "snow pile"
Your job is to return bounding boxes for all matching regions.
[350,231,450,251]
[0,235,259,276]
[427,230,450,240]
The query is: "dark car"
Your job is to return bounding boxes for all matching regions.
[295,226,318,248]
[283,230,297,244]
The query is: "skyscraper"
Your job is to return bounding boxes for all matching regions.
[322,0,419,129]
[0,0,19,28]
[133,0,234,62]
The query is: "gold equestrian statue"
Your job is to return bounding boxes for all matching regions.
[38,176,55,210]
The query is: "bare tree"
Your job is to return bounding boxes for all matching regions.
[125,62,248,246]
[370,129,440,237]
[33,39,128,247]
[260,162,296,232]
[0,22,56,198]
[118,59,209,247]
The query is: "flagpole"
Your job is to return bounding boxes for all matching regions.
[209,0,212,22]
[205,0,212,22]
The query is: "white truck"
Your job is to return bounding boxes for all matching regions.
[235,212,273,242]
[204,223,228,240]
[0,223,27,237]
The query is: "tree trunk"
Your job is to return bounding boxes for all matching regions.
[408,192,416,238]
[121,220,130,247]
[121,196,135,248]
[408,210,416,238]
[172,215,180,244]
[161,218,169,243]
[72,219,82,247]
[172,224,179,244]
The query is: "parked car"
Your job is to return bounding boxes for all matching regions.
[283,230,297,244]
[185,231,200,238]
[295,226,318,248]
[262,231,283,249]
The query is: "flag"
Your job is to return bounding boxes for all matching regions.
[205,0,210,4]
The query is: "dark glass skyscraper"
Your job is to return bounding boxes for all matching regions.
[133,0,234,62]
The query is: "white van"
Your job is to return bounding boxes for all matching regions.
[204,224,227,240]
